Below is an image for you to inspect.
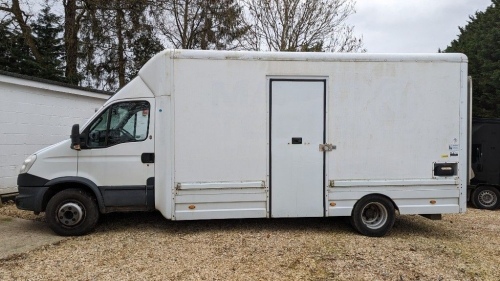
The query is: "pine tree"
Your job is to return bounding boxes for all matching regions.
[0,20,18,71]
[0,19,38,76]
[31,3,67,83]
[0,3,66,82]
[444,0,500,118]
[128,25,164,80]
[79,0,165,90]
[197,0,250,50]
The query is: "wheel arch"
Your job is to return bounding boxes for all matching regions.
[43,177,105,213]
[472,184,500,192]
[351,193,399,216]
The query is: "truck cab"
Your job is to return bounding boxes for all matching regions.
[16,77,156,235]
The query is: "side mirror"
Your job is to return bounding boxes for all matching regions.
[70,124,81,151]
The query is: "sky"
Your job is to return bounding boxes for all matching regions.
[348,0,493,53]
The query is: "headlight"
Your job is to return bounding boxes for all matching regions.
[19,154,37,174]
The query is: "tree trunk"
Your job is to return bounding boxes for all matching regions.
[116,5,126,88]
[64,0,79,85]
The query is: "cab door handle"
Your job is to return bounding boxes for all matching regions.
[141,153,155,163]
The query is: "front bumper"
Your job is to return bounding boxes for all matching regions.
[15,173,50,212]
[15,186,49,212]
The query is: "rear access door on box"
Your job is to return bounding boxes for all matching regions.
[270,79,326,217]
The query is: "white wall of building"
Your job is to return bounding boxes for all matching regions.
[0,73,110,194]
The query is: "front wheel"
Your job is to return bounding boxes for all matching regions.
[471,186,500,210]
[350,195,395,237]
[46,189,99,236]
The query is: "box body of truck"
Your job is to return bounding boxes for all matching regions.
[16,50,469,236]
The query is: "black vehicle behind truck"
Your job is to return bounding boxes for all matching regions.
[469,118,500,209]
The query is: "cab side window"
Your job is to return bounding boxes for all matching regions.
[87,101,150,148]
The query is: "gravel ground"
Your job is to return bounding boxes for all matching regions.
[1,201,499,281]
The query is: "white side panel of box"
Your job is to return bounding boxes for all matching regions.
[172,59,269,184]
[327,62,462,180]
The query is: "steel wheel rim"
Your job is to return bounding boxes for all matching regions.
[361,202,388,229]
[57,202,85,227]
[478,190,497,207]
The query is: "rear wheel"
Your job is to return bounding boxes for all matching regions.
[350,195,395,237]
[471,186,500,210]
[46,189,99,236]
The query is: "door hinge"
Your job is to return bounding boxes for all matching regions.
[319,144,336,152]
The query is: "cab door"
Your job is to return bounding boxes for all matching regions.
[77,99,155,210]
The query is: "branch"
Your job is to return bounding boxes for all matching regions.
[10,0,43,62]
[0,6,12,12]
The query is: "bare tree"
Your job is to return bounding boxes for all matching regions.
[244,0,364,52]
[153,0,248,50]
[154,0,201,49]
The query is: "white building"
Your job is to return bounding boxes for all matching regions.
[0,71,110,195]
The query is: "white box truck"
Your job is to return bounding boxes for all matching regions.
[15,50,470,237]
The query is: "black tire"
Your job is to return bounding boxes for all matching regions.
[471,186,500,210]
[46,189,99,236]
[350,195,395,237]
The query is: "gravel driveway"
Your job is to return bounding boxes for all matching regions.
[1,201,499,280]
